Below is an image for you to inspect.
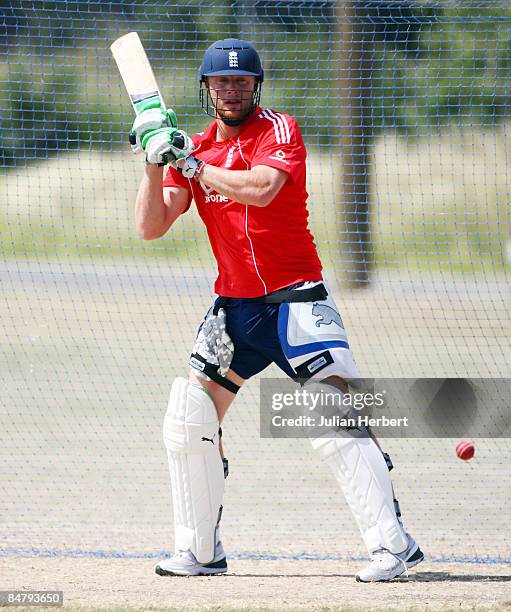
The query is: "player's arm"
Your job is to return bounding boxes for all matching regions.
[135,165,189,240]
[130,110,191,240]
[156,129,288,207]
[198,164,288,208]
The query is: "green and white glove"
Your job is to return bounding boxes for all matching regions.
[160,129,195,166]
[143,128,197,170]
[142,127,176,165]
[160,129,203,178]
[129,100,177,154]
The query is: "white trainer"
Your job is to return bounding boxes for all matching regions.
[355,534,424,582]
[154,540,227,576]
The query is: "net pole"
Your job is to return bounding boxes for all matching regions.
[336,1,374,288]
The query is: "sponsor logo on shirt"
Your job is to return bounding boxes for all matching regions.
[205,193,229,203]
[199,180,230,203]
[200,182,214,195]
[268,149,290,165]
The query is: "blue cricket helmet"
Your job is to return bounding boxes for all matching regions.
[200,38,264,82]
[199,38,264,125]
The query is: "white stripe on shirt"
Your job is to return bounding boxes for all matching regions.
[265,108,291,143]
[260,109,283,144]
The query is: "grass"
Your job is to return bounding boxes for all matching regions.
[1,126,510,273]
[0,150,214,264]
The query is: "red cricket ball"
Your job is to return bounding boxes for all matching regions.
[456,440,475,460]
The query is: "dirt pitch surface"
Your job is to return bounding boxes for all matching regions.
[1,557,510,611]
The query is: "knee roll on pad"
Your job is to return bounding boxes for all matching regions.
[307,382,408,554]
[164,377,225,563]
[164,377,220,454]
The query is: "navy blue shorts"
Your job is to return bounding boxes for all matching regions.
[210,297,296,380]
[194,281,360,385]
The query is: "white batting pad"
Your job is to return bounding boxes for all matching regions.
[311,428,408,554]
[163,377,225,563]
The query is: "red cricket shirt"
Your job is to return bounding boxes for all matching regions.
[162,106,323,297]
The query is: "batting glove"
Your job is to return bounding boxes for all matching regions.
[143,127,179,166]
[129,102,177,154]
[161,129,195,166]
[180,155,204,179]
[160,129,203,178]
[144,128,201,174]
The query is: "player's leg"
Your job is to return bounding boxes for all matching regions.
[309,376,423,582]
[322,375,407,530]
[189,368,243,476]
[155,299,270,577]
[154,368,243,577]
[271,282,423,581]
[188,368,244,425]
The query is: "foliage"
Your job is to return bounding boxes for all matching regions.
[1,1,511,162]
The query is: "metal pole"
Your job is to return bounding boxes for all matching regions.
[336,1,373,288]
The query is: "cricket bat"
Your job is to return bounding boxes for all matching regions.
[110,32,166,115]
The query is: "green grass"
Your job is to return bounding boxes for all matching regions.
[306,127,510,275]
[0,223,208,262]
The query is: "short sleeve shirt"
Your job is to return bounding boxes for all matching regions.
[162,106,323,297]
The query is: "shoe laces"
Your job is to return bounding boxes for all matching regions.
[371,548,409,578]
[175,549,195,561]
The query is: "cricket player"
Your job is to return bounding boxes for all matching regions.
[131,38,424,582]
